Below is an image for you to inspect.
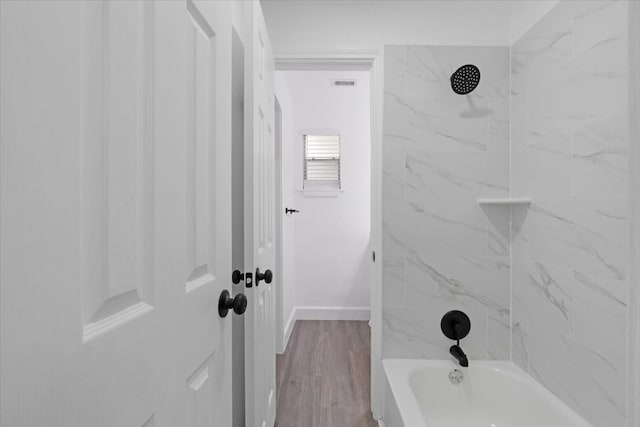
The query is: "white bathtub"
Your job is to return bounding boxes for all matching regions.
[383,359,592,427]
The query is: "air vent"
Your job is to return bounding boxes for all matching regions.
[331,79,357,87]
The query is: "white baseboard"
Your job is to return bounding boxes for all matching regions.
[377,420,386,427]
[282,309,297,353]
[279,307,369,354]
[294,306,370,321]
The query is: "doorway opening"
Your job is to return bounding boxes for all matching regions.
[273,67,374,424]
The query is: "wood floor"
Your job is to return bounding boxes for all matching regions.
[275,320,378,427]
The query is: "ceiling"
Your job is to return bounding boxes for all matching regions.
[260,0,558,55]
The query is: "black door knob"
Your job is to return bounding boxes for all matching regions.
[232,270,244,284]
[218,290,248,317]
[255,268,273,286]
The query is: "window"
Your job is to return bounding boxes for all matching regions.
[303,134,341,189]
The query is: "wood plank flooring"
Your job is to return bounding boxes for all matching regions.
[275,320,378,427]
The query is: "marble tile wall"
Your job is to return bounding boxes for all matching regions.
[381,46,511,361]
[510,1,629,426]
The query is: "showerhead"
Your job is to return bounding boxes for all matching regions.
[450,64,481,95]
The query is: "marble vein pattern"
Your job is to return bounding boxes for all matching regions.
[510,1,630,426]
[381,45,511,362]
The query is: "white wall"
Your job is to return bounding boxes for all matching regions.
[507,1,559,44]
[262,0,558,54]
[274,73,297,351]
[278,69,371,320]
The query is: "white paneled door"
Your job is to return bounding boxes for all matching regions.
[1,1,234,426]
[244,2,277,427]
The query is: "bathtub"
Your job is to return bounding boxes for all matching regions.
[382,359,592,427]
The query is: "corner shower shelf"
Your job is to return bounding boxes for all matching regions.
[477,198,532,206]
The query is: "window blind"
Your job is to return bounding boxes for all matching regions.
[304,135,341,187]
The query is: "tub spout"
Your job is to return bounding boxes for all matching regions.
[450,344,468,367]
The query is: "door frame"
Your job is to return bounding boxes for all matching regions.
[628,1,640,426]
[274,96,284,354]
[273,50,384,421]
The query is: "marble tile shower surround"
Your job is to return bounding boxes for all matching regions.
[381,2,631,426]
[381,45,511,361]
[510,1,630,426]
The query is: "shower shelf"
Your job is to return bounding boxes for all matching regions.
[477,198,532,206]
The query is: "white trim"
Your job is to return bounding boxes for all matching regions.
[628,1,640,425]
[300,189,344,198]
[377,420,387,427]
[279,305,371,354]
[298,128,340,136]
[274,96,285,356]
[369,51,385,421]
[280,308,297,354]
[294,306,370,321]
[275,50,378,71]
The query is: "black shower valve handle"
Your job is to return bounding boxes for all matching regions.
[441,310,471,343]
[454,322,462,344]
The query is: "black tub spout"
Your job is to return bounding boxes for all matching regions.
[450,344,469,367]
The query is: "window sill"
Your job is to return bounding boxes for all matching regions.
[299,189,344,198]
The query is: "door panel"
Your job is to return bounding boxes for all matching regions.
[245,2,277,426]
[185,0,215,294]
[185,353,216,427]
[80,0,155,343]
[0,1,233,426]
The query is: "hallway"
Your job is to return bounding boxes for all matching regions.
[275,321,377,427]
